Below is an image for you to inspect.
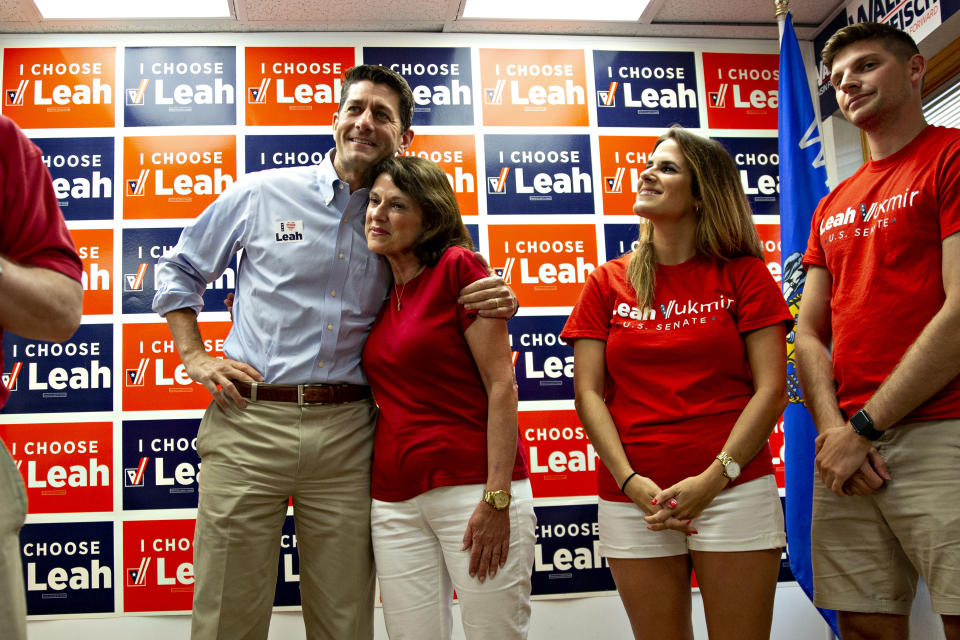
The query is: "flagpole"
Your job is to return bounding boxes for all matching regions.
[776,0,788,38]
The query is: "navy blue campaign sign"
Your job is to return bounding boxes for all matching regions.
[593,50,699,128]
[121,227,237,315]
[20,521,115,615]
[484,134,594,215]
[603,223,640,264]
[532,503,614,596]
[31,136,114,221]
[363,47,473,126]
[509,316,573,402]
[274,515,301,606]
[714,136,780,216]
[124,47,237,127]
[122,419,201,510]
[466,224,480,252]
[1,324,113,414]
[245,134,334,173]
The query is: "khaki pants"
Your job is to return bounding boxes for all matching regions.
[190,397,377,640]
[0,441,26,640]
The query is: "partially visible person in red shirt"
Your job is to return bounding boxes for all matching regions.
[0,113,83,640]
[562,126,791,640]
[360,156,534,639]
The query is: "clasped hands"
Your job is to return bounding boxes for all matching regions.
[625,472,727,536]
[815,424,890,496]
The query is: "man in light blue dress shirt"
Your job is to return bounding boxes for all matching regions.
[153,65,516,640]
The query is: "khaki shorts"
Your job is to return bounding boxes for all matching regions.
[812,418,960,615]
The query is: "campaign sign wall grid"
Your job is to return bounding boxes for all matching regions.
[0,31,789,619]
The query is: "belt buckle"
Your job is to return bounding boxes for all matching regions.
[298,384,330,406]
[249,381,258,402]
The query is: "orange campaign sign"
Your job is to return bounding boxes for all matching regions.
[756,222,783,284]
[520,409,598,498]
[122,321,232,411]
[488,224,597,308]
[0,421,113,513]
[245,47,355,126]
[71,228,114,316]
[478,49,589,127]
[403,134,478,216]
[123,518,196,612]
[2,47,115,128]
[597,135,659,216]
[702,52,779,130]
[122,135,236,220]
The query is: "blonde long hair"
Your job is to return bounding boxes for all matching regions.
[626,126,763,309]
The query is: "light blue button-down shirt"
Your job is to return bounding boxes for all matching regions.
[153,150,390,385]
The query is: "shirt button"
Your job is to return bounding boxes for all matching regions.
[330,290,336,297]
[317,361,325,368]
[339,252,344,259]
[327,324,334,330]
[338,183,344,190]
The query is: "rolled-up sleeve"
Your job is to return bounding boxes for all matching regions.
[152,177,254,317]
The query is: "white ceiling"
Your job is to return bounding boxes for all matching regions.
[0,0,845,40]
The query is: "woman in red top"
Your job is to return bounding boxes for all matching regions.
[361,156,534,640]
[562,127,792,640]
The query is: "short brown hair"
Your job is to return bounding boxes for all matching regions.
[372,156,473,266]
[821,22,920,71]
[339,65,414,133]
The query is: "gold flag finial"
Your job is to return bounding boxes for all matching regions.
[775,0,789,19]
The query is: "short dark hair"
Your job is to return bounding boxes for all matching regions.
[372,156,473,267]
[338,65,414,133]
[821,22,920,71]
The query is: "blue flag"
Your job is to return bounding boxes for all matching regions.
[778,12,838,637]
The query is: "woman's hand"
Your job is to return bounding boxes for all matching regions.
[624,474,699,535]
[461,502,511,583]
[644,470,727,530]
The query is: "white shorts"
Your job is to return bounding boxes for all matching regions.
[598,474,785,558]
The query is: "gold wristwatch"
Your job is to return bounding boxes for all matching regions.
[482,489,511,510]
[716,451,741,480]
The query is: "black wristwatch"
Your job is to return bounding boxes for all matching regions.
[850,408,884,441]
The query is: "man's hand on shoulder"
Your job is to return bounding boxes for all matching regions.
[814,424,874,495]
[458,252,518,319]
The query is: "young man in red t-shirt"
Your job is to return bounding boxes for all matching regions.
[0,113,84,640]
[796,22,960,640]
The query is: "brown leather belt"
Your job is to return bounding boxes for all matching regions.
[235,381,370,405]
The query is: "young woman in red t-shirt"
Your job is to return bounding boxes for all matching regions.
[562,127,792,640]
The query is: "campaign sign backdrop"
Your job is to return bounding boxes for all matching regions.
[245,47,353,126]
[484,134,593,215]
[592,50,699,128]
[510,316,574,402]
[531,503,613,597]
[122,321,231,411]
[488,224,597,307]
[405,134,479,216]
[71,228,114,316]
[363,47,474,126]
[597,135,659,216]
[122,134,237,220]
[2,47,115,129]
[123,46,236,127]
[757,222,783,285]
[479,49,589,127]
[122,519,195,612]
[702,53,779,130]
[715,136,780,216]
[0,422,112,514]
[32,136,114,221]
[20,521,114,615]
[603,223,640,263]
[122,418,201,510]
[274,516,301,607]
[1,323,113,414]
[466,224,480,252]
[121,227,238,315]
[245,134,334,173]
[520,410,597,498]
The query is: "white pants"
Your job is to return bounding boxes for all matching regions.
[371,479,536,640]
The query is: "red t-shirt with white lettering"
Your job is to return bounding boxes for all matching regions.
[804,125,960,422]
[0,115,83,409]
[561,253,792,502]
[362,245,527,502]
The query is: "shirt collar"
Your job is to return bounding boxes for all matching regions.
[317,148,349,207]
